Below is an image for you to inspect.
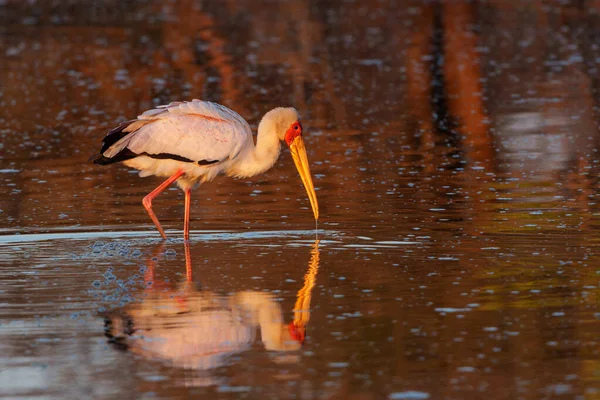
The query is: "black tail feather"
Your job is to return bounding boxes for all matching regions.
[89,148,139,165]
[101,119,138,153]
[103,313,135,350]
[90,119,140,165]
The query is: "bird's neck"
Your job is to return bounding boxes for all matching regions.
[229,119,281,178]
[232,291,286,350]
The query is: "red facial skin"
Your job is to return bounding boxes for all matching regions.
[288,321,305,344]
[284,122,302,146]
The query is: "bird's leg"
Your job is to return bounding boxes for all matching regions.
[184,189,191,241]
[142,170,185,239]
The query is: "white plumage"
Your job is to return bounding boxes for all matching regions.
[91,99,319,240]
[105,291,301,372]
[103,100,253,188]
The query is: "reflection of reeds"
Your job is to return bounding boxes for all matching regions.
[293,240,320,328]
[441,3,493,168]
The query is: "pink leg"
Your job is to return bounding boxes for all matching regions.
[184,189,191,241]
[142,170,185,239]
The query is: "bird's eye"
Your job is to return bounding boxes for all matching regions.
[293,125,299,131]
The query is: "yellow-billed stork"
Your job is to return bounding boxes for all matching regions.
[90,100,319,240]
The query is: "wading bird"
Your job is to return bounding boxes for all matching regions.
[90,100,319,240]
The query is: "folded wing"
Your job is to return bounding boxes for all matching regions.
[92,100,252,165]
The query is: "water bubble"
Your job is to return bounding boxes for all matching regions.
[389,392,430,399]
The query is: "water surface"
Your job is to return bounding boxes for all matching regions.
[3,1,600,399]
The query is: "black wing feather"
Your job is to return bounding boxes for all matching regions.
[90,119,225,166]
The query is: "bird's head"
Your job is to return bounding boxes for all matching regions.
[262,107,319,221]
[288,321,306,344]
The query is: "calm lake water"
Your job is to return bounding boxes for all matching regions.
[3,1,600,399]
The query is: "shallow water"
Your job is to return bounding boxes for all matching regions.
[3,1,600,399]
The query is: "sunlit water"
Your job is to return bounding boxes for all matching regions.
[3,1,600,399]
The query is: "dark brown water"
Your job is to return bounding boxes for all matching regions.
[3,1,600,399]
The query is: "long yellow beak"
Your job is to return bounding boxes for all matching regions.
[289,136,319,220]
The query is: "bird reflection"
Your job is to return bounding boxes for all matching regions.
[103,240,320,373]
